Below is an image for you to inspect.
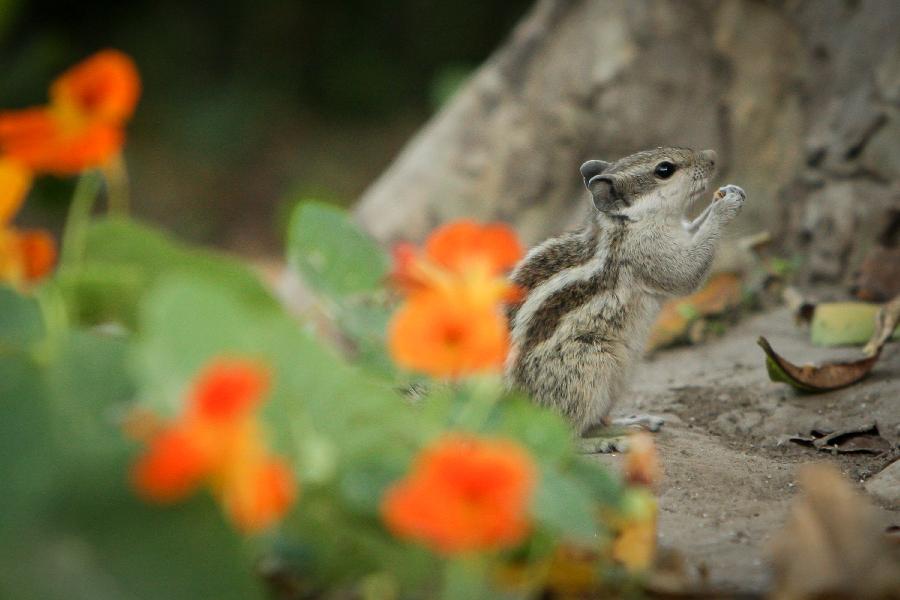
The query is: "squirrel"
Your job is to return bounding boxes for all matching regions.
[505,147,745,451]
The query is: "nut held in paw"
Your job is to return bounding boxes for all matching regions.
[715,185,746,202]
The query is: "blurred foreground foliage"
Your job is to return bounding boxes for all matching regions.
[0,196,648,599]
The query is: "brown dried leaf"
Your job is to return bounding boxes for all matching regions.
[689,272,744,314]
[647,273,743,351]
[789,423,892,455]
[758,336,880,392]
[625,431,662,488]
[770,464,900,600]
[647,303,690,351]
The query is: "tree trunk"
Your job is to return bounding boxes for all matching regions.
[355,0,900,285]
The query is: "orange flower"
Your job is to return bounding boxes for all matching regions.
[132,425,212,503]
[15,229,56,280]
[391,220,523,296]
[0,158,57,285]
[0,159,32,225]
[0,51,135,286]
[381,434,537,554]
[389,242,425,294]
[389,286,510,377]
[0,49,140,174]
[387,220,524,378]
[0,228,57,284]
[131,358,297,533]
[51,50,141,124]
[219,457,296,533]
[425,220,523,277]
[188,357,269,420]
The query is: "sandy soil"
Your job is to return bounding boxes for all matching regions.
[595,307,900,593]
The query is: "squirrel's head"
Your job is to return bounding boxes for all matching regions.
[580,147,717,221]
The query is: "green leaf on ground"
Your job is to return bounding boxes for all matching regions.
[810,302,900,347]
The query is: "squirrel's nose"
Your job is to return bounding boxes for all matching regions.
[699,149,717,167]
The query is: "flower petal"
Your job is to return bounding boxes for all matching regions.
[0,107,123,173]
[0,159,32,226]
[381,434,536,554]
[132,427,211,503]
[388,290,509,378]
[190,358,270,420]
[51,49,141,124]
[220,458,297,533]
[16,229,56,281]
[425,220,523,276]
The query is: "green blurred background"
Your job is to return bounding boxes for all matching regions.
[0,0,532,254]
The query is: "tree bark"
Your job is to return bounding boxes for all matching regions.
[355,0,900,284]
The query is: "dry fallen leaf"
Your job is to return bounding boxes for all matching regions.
[758,336,880,392]
[648,273,743,351]
[542,544,599,598]
[625,431,661,488]
[789,423,892,455]
[770,464,900,600]
[609,488,658,574]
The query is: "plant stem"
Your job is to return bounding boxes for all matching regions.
[61,171,103,269]
[32,280,69,366]
[103,153,130,216]
[442,556,490,600]
[452,375,504,431]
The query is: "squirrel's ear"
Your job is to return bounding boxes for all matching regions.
[580,160,610,189]
[586,175,617,212]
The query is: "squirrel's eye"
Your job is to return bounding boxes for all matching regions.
[654,161,676,179]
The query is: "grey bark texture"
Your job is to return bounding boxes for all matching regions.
[354,0,900,285]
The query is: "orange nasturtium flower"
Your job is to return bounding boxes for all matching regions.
[0,228,56,283]
[390,220,523,294]
[381,434,537,554]
[389,286,511,378]
[0,159,32,225]
[0,49,140,175]
[0,49,138,282]
[388,220,524,378]
[0,159,55,285]
[130,358,297,533]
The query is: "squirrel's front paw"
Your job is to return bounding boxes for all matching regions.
[713,184,745,222]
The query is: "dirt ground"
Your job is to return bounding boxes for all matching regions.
[595,307,900,593]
